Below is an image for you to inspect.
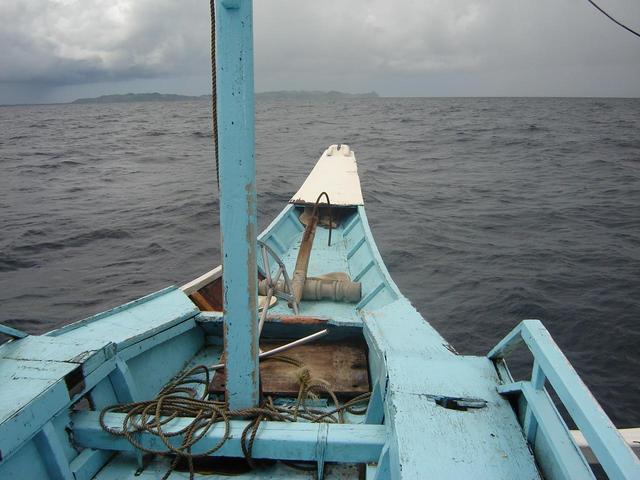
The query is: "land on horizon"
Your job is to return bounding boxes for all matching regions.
[69,90,380,105]
[3,91,638,107]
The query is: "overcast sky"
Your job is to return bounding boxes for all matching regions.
[1,0,639,104]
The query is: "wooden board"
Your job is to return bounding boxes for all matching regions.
[192,278,224,311]
[209,341,369,398]
[290,144,364,206]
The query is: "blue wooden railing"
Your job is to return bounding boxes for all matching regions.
[488,320,640,480]
[0,323,28,339]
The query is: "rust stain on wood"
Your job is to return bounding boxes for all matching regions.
[269,315,328,325]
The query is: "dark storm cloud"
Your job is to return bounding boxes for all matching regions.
[0,0,639,100]
[0,1,210,85]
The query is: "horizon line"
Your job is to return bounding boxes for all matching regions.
[2,92,640,107]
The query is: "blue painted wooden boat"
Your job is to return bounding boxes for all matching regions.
[1,1,639,479]
[1,142,638,479]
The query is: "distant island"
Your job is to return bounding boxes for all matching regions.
[71,93,206,104]
[71,91,379,104]
[256,90,379,99]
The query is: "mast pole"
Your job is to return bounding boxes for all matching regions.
[216,0,259,409]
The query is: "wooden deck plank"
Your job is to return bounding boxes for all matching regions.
[0,358,75,423]
[49,287,198,349]
[361,298,541,479]
[384,354,541,479]
[209,341,369,397]
[0,335,113,375]
[362,298,452,358]
[0,359,73,461]
[94,451,360,479]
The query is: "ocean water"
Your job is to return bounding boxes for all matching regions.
[1,97,639,427]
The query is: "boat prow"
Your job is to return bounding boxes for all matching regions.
[185,143,406,325]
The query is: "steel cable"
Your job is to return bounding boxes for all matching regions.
[209,0,220,186]
[586,0,640,39]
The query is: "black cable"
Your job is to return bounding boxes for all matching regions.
[209,0,220,187]
[586,0,640,39]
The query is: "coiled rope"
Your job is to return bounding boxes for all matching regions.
[100,359,370,479]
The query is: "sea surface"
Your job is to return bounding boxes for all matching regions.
[1,97,639,427]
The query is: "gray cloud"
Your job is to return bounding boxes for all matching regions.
[0,1,209,85]
[0,0,639,103]
[253,0,640,95]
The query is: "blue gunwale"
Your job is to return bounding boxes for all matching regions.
[45,286,186,336]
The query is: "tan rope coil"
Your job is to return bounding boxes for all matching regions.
[100,359,370,479]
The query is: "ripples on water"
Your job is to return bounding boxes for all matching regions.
[1,97,639,426]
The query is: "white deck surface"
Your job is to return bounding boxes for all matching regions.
[290,144,364,206]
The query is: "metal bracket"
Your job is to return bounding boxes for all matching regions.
[431,395,487,411]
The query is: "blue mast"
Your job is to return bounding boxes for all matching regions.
[215,0,259,409]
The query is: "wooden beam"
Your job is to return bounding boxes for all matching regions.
[72,411,386,463]
[0,323,28,339]
[492,320,640,479]
[498,381,594,479]
[190,291,216,311]
[180,265,222,295]
[34,422,73,480]
[216,0,260,410]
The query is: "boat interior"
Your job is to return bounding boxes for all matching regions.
[1,145,638,479]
